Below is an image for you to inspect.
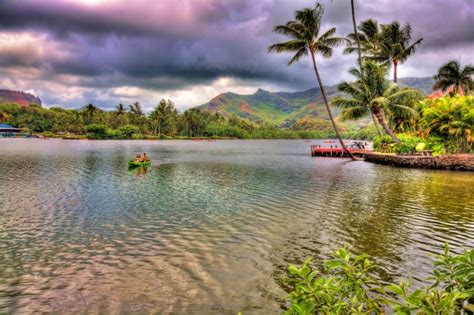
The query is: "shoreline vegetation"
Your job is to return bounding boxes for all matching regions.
[284,244,474,314]
[0,99,378,141]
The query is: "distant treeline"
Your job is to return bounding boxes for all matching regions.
[0,100,375,140]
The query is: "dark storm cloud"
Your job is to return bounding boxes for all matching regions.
[0,0,472,108]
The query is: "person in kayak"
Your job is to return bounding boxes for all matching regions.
[133,153,149,163]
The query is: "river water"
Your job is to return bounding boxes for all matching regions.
[0,139,473,314]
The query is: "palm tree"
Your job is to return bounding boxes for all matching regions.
[331,61,418,143]
[129,102,144,116]
[350,0,363,77]
[84,103,98,123]
[268,3,355,159]
[348,5,382,136]
[433,60,474,95]
[345,19,384,62]
[380,22,423,82]
[115,103,127,116]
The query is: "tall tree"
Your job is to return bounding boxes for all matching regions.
[129,102,144,116]
[433,60,474,95]
[348,3,382,136]
[84,103,98,124]
[112,103,128,128]
[350,0,363,77]
[331,61,418,143]
[380,22,422,82]
[269,2,355,159]
[150,99,177,136]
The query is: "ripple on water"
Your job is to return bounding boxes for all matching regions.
[0,139,473,313]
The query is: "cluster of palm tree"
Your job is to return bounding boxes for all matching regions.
[268,1,423,152]
[345,19,422,83]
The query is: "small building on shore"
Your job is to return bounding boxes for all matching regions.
[0,123,29,138]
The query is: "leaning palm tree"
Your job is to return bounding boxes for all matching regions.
[268,3,355,159]
[331,61,419,143]
[433,60,474,95]
[380,22,423,82]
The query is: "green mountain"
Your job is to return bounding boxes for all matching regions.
[197,76,434,130]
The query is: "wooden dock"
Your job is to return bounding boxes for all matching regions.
[311,144,371,158]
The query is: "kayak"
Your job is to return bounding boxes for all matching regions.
[128,160,151,168]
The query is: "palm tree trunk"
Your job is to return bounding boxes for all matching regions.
[393,59,398,83]
[351,0,363,78]
[371,113,382,136]
[310,52,356,160]
[374,110,400,143]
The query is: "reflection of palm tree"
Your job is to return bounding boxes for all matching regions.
[380,22,422,83]
[268,3,355,160]
[332,61,418,143]
[433,60,474,95]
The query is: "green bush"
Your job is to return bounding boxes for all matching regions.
[118,124,139,138]
[373,135,395,153]
[106,129,123,139]
[285,244,473,315]
[393,135,424,155]
[421,95,473,153]
[131,133,145,140]
[86,124,108,139]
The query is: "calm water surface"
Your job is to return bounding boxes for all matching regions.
[0,139,473,314]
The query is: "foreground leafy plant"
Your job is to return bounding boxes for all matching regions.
[285,244,473,314]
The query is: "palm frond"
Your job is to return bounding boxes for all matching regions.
[288,47,308,65]
[268,40,307,53]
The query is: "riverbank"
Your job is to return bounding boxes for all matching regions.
[365,153,474,171]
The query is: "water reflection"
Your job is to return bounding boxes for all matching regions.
[0,139,472,313]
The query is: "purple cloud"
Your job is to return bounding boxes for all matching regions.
[0,0,472,110]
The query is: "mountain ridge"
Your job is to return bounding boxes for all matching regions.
[0,89,42,107]
[197,76,434,129]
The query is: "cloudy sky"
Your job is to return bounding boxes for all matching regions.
[0,0,472,111]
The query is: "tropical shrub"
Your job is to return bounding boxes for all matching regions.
[105,128,123,139]
[286,247,384,314]
[373,135,395,153]
[118,124,139,138]
[393,134,424,155]
[284,244,473,315]
[421,95,473,153]
[86,123,108,139]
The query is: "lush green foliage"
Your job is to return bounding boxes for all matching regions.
[421,95,473,153]
[332,61,421,143]
[0,101,345,140]
[370,96,473,154]
[285,244,473,314]
[286,247,384,314]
